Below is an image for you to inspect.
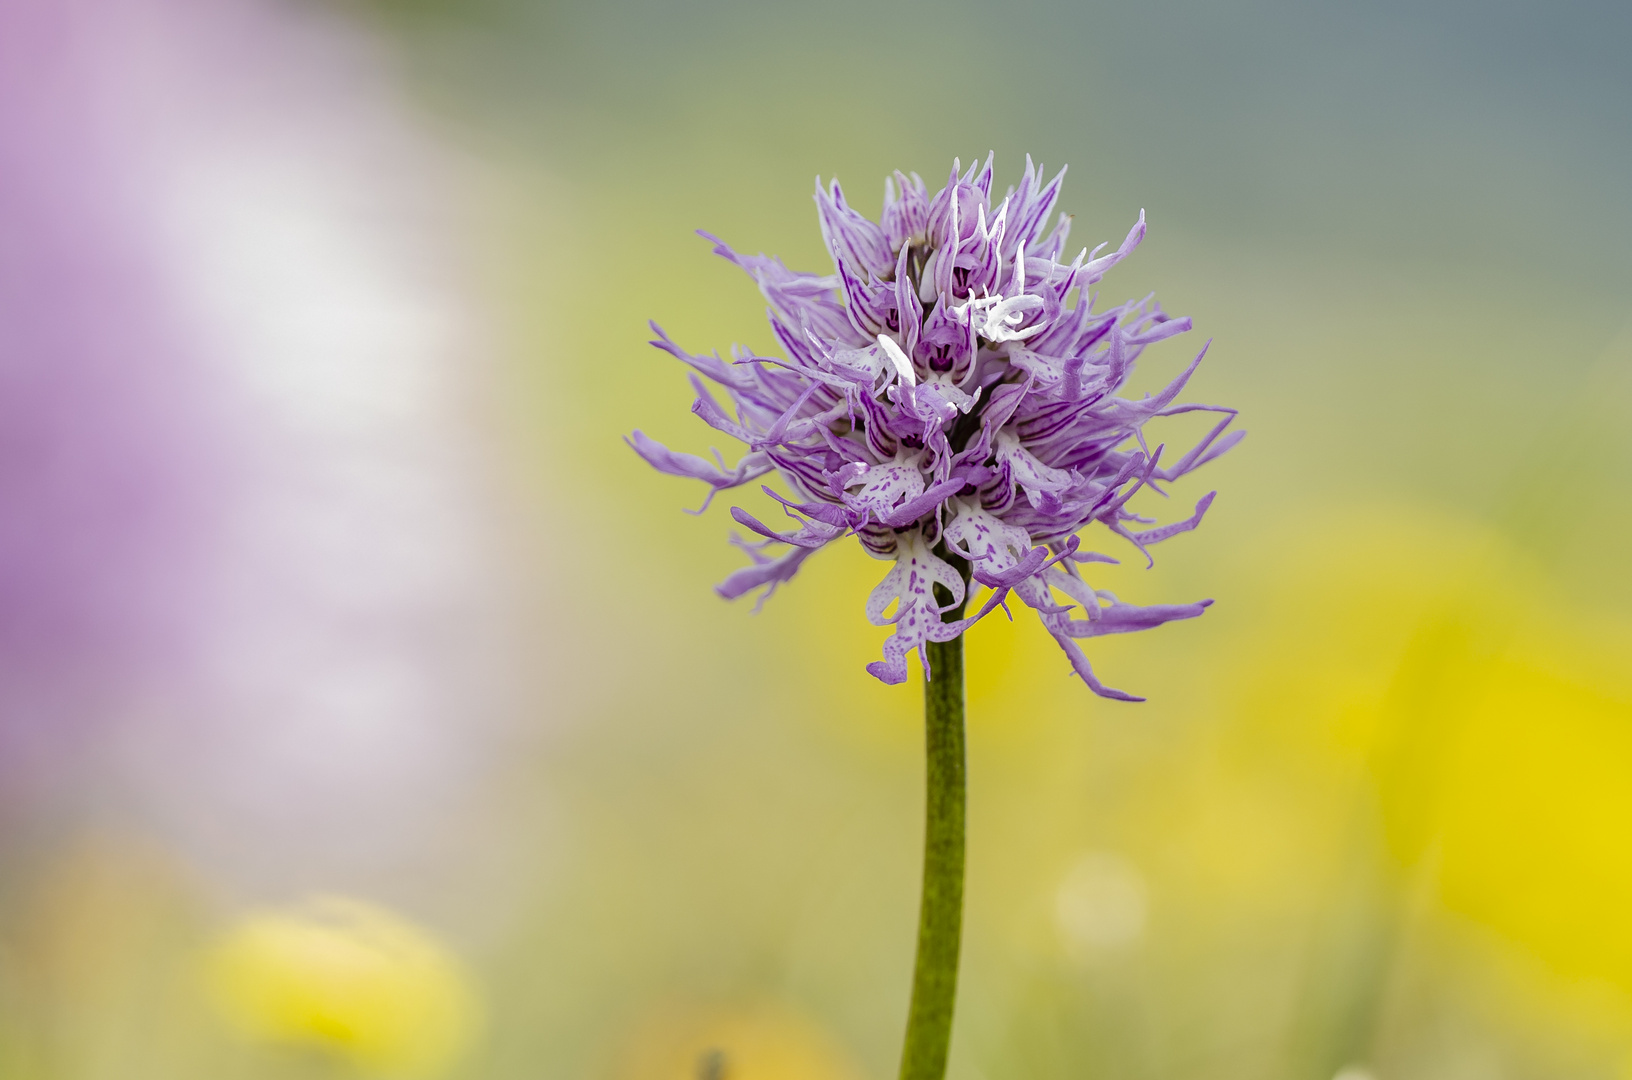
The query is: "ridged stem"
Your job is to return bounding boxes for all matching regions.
[898,578,968,1080]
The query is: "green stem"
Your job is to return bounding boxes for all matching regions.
[899,572,968,1080]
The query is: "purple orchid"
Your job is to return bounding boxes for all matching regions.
[631,156,1241,699]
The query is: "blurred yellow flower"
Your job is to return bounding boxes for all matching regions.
[1232,504,1632,995]
[203,895,479,1077]
[613,1002,860,1080]
[1432,622,1632,990]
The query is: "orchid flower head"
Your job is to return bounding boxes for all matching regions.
[630,155,1241,697]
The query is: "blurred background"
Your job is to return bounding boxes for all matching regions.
[3,0,1630,1078]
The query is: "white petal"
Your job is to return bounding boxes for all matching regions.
[876,333,917,386]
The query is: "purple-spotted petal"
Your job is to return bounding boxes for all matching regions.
[864,532,967,684]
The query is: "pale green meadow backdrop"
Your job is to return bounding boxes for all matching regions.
[5,0,1631,1079]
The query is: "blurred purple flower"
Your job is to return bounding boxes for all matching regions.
[0,0,223,787]
[632,157,1241,698]
[0,0,518,900]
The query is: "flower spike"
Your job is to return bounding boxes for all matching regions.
[634,157,1240,697]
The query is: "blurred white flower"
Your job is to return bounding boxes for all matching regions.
[1054,850,1148,959]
